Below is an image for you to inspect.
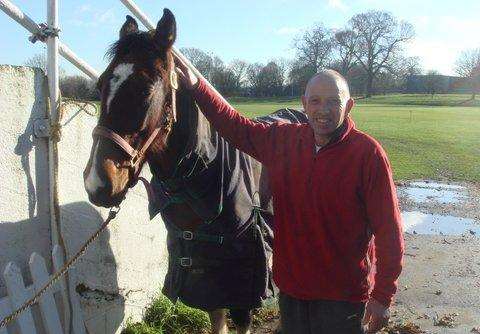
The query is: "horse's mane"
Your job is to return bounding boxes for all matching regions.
[172,87,215,161]
[105,31,161,61]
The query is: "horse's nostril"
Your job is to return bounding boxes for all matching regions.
[93,183,111,196]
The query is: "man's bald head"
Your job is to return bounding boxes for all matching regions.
[301,69,355,146]
[305,69,350,100]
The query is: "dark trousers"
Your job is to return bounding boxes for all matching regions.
[279,293,365,334]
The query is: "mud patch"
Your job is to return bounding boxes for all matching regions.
[393,180,480,333]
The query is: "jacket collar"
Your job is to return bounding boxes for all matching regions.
[302,116,355,149]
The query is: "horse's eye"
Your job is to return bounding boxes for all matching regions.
[111,74,120,82]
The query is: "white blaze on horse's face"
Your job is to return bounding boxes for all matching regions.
[106,63,134,113]
[84,141,105,194]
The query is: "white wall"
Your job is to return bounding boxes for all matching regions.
[0,65,51,296]
[0,65,169,333]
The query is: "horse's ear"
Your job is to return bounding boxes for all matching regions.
[154,8,176,49]
[120,15,138,38]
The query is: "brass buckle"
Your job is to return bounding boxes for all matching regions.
[170,71,178,90]
[130,154,139,167]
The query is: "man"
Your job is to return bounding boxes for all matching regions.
[176,60,404,334]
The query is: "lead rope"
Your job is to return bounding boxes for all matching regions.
[0,206,121,330]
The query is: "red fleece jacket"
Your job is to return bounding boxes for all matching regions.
[192,79,404,307]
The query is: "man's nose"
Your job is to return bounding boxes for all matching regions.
[316,106,330,115]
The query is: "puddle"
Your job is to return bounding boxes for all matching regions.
[409,181,464,190]
[402,211,480,236]
[399,181,467,205]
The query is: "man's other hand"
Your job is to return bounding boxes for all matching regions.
[362,298,389,333]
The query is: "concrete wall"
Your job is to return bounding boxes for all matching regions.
[0,65,169,333]
[0,65,51,295]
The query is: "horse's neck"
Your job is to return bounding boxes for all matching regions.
[148,88,205,230]
[148,87,194,176]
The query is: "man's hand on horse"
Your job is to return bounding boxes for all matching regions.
[175,56,199,90]
[362,298,390,333]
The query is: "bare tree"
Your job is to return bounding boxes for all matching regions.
[230,59,248,86]
[288,60,316,95]
[347,11,414,97]
[60,75,97,100]
[179,47,214,80]
[24,53,47,72]
[24,53,66,77]
[394,56,422,92]
[455,48,480,99]
[424,70,443,97]
[247,61,284,97]
[333,29,357,76]
[247,63,263,96]
[294,24,334,72]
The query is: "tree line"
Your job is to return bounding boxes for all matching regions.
[24,10,480,100]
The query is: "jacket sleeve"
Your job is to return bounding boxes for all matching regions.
[363,145,404,307]
[192,79,280,164]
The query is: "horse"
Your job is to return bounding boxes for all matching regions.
[83,8,306,334]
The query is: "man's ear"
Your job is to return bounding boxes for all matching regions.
[345,98,355,116]
[301,95,307,111]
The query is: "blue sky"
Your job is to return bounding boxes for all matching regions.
[1,0,479,76]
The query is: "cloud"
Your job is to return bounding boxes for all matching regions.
[69,7,117,28]
[438,16,480,36]
[406,15,480,75]
[77,4,92,13]
[275,27,301,36]
[328,0,348,11]
[97,8,116,24]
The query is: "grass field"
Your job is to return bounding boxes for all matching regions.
[231,94,480,183]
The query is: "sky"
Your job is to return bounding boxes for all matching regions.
[1,0,479,77]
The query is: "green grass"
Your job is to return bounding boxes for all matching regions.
[356,93,480,107]
[122,293,280,334]
[122,295,210,334]
[229,94,480,183]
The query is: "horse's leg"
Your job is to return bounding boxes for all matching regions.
[230,308,252,334]
[209,309,228,334]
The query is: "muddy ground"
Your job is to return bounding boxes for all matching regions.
[252,181,480,334]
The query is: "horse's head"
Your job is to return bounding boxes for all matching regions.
[84,9,177,208]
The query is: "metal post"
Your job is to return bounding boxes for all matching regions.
[119,0,232,107]
[0,0,99,80]
[59,44,98,80]
[0,0,39,32]
[47,0,59,249]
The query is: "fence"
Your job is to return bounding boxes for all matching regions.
[0,246,84,334]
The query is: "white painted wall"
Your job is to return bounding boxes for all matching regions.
[0,65,169,333]
[0,65,51,296]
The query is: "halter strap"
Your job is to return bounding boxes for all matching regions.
[93,126,138,158]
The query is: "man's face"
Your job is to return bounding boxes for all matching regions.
[302,76,354,139]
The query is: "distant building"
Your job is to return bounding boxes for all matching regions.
[405,74,471,94]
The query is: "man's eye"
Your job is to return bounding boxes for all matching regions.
[327,100,340,107]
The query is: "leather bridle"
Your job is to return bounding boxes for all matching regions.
[92,68,179,188]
